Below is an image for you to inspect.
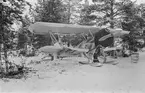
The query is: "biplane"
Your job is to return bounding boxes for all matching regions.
[28,22,129,62]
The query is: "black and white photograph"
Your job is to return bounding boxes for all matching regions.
[0,0,145,93]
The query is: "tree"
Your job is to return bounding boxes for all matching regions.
[139,4,145,19]
[62,0,83,24]
[79,0,135,28]
[33,34,52,49]
[34,0,67,23]
[0,0,29,73]
[17,15,34,50]
[121,2,145,32]
[79,1,97,26]
[121,16,145,32]
[30,0,70,48]
[120,2,145,52]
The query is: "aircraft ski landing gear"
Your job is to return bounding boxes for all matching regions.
[82,43,107,64]
[89,62,103,67]
[81,43,118,66]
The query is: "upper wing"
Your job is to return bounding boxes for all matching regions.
[28,22,102,35]
[28,22,129,37]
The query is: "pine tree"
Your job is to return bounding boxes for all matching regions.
[34,0,67,23]
[79,0,135,28]
[0,0,29,73]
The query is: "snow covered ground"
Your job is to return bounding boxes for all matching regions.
[1,51,145,93]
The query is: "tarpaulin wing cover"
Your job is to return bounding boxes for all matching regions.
[28,22,102,34]
[28,22,129,35]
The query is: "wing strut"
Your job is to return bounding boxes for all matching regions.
[88,30,94,43]
[89,30,94,38]
[81,33,87,40]
[49,31,58,45]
